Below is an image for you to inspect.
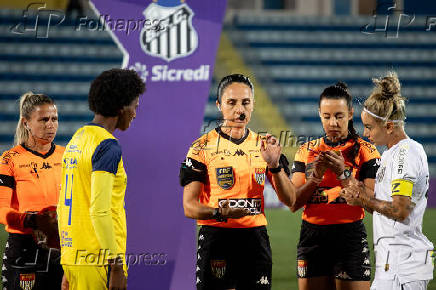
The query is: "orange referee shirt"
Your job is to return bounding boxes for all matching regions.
[181,127,278,228]
[292,136,380,225]
[0,143,64,234]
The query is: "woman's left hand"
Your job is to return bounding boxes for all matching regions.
[340,181,367,207]
[323,151,345,176]
[260,134,281,168]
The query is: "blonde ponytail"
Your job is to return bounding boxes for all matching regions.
[14,92,55,145]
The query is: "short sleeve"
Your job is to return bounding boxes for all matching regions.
[390,143,421,197]
[179,138,208,186]
[291,145,308,174]
[391,143,419,183]
[91,139,122,175]
[358,141,381,181]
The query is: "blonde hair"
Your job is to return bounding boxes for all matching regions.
[15,92,54,145]
[364,71,406,126]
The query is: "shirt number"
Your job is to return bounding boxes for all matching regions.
[64,174,73,226]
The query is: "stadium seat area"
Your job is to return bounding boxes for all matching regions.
[0,9,123,151]
[1,9,435,176]
[224,12,436,176]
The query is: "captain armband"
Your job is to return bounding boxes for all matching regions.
[179,157,207,186]
[391,179,414,197]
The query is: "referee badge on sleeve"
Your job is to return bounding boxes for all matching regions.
[216,167,234,189]
[254,168,266,185]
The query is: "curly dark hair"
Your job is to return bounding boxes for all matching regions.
[88,68,145,117]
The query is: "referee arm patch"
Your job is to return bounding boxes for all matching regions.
[391,179,414,197]
[0,174,14,189]
[179,157,207,186]
[291,161,306,174]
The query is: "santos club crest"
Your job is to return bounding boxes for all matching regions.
[140,1,198,61]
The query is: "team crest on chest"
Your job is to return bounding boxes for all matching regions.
[19,273,35,290]
[216,167,234,189]
[254,168,266,185]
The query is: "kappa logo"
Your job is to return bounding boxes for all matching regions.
[256,276,270,285]
[40,162,52,169]
[140,0,198,61]
[232,149,245,156]
[185,157,193,168]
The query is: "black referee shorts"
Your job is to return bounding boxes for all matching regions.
[196,225,272,290]
[2,233,63,290]
[296,220,371,281]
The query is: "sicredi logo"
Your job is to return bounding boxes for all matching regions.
[140,0,198,62]
[128,62,209,82]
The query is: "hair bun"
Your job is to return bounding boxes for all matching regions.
[372,71,401,100]
[335,81,348,90]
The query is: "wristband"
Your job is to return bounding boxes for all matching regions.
[212,208,227,222]
[23,212,38,229]
[268,165,282,174]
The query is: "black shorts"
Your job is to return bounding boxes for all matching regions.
[2,233,63,290]
[196,225,272,290]
[296,220,371,281]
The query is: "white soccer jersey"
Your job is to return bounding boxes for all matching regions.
[373,138,434,284]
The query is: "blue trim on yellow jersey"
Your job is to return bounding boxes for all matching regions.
[86,122,106,129]
[91,139,122,175]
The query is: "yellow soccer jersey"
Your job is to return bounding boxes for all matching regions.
[57,123,127,266]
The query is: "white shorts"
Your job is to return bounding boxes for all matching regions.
[371,277,430,290]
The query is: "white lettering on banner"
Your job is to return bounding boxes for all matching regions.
[128,62,209,83]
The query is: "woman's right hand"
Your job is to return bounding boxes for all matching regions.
[312,153,328,179]
[219,200,250,219]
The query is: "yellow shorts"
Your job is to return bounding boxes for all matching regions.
[62,265,108,290]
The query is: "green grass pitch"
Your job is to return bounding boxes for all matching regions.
[0,209,434,289]
[265,208,436,290]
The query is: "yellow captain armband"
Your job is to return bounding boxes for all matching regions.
[391,179,414,197]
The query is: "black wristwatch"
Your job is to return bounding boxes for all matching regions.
[338,169,352,180]
[23,212,38,229]
[268,165,282,174]
[212,208,227,222]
